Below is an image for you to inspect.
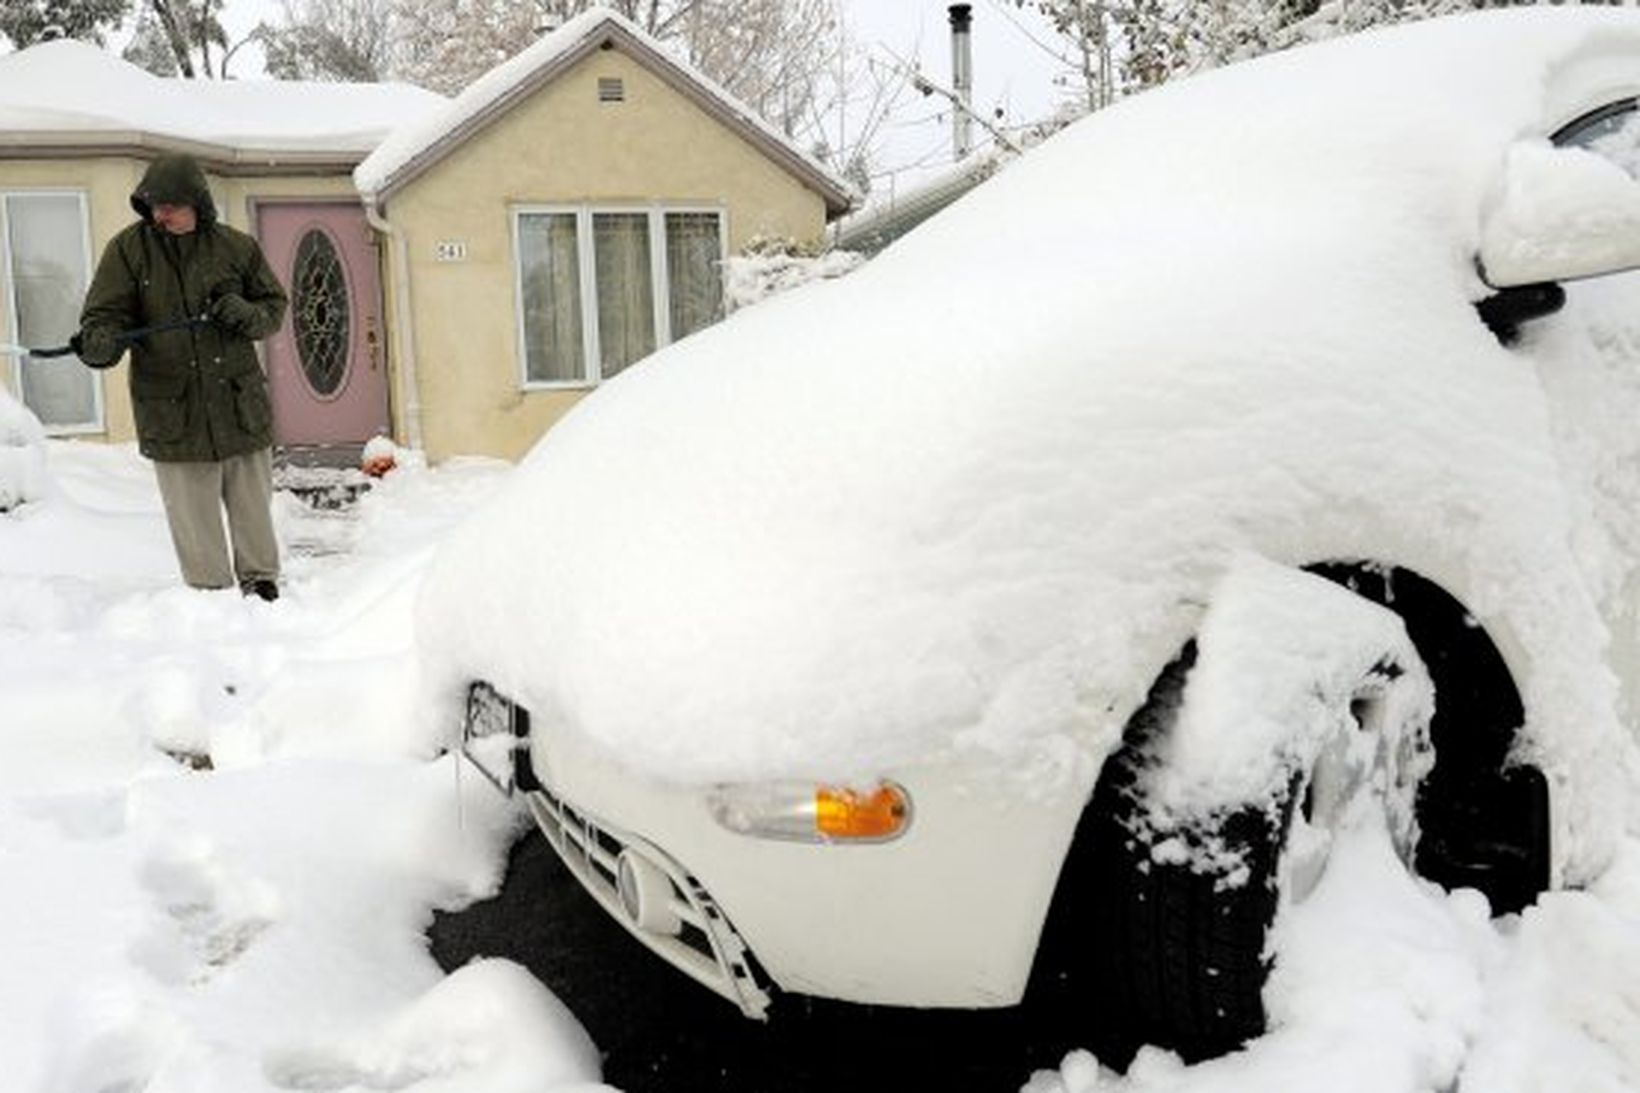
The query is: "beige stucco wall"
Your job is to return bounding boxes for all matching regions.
[382,46,830,462]
[0,156,357,443]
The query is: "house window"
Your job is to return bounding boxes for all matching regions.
[516,206,724,386]
[518,212,585,383]
[592,211,656,376]
[2,192,97,432]
[666,212,726,342]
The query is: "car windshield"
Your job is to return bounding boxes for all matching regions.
[1555,99,1640,174]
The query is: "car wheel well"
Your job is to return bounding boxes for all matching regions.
[1303,561,1549,917]
[1301,561,1521,778]
[1024,560,1547,1068]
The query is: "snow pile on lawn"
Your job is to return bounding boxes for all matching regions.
[0,442,611,1093]
[417,10,1640,882]
[0,385,47,511]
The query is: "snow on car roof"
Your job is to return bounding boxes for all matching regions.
[0,39,443,155]
[418,9,1640,884]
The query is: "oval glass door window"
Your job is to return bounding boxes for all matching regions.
[293,228,351,397]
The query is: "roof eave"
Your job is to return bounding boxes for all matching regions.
[0,130,370,175]
[368,19,855,218]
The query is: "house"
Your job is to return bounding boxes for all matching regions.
[0,8,854,465]
[354,8,853,460]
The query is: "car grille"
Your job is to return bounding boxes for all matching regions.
[525,782,772,1019]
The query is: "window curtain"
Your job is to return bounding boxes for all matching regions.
[519,212,584,383]
[593,212,655,378]
[665,213,724,343]
[7,194,92,428]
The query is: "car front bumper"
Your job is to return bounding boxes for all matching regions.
[463,684,1089,1017]
[524,771,775,1017]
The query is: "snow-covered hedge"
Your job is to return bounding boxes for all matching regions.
[723,235,864,312]
[0,386,47,512]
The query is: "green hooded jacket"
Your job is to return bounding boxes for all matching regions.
[79,154,289,463]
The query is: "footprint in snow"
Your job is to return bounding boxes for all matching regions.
[127,835,280,987]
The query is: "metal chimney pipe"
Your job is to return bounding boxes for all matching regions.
[949,3,974,160]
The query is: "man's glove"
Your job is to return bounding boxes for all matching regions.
[210,292,258,336]
[71,328,121,369]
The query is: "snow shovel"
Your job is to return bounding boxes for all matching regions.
[0,312,211,359]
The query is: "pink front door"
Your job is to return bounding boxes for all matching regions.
[256,202,390,449]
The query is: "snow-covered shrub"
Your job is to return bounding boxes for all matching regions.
[723,235,864,312]
[361,434,403,477]
[0,386,47,512]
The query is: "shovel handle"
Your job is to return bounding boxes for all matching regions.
[3,313,210,360]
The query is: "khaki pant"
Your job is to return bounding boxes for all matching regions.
[153,448,280,590]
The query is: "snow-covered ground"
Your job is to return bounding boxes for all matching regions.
[0,440,612,1093]
[2,439,1639,1092]
[0,388,46,511]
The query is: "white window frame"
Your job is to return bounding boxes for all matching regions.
[1,189,101,435]
[513,203,727,391]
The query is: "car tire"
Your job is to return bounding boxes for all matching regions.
[1035,624,1431,1069]
[1080,650,1287,1065]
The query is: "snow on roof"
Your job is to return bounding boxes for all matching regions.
[834,146,1014,253]
[0,39,444,159]
[354,5,854,212]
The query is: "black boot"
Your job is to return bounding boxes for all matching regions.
[240,578,280,602]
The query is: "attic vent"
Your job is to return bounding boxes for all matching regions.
[598,77,625,103]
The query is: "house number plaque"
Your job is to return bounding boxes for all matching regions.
[434,240,469,262]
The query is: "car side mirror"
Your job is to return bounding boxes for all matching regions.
[1478,139,1640,288]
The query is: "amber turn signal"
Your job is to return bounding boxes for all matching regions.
[814,783,911,840]
[707,780,914,843]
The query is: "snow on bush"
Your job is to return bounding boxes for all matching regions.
[361,434,415,478]
[723,235,864,312]
[0,385,47,511]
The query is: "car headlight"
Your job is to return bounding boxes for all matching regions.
[707,781,913,843]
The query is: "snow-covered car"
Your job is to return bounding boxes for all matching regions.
[418,9,1640,1065]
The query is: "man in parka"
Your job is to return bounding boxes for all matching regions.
[76,153,289,600]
